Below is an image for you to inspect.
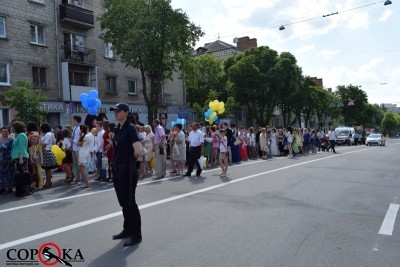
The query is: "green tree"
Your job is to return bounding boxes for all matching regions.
[0,81,47,125]
[182,54,223,108]
[226,46,279,126]
[381,111,400,137]
[272,52,301,127]
[98,0,203,123]
[334,84,368,126]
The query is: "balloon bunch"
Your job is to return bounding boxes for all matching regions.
[170,118,186,128]
[204,100,225,124]
[79,90,101,115]
[51,145,66,165]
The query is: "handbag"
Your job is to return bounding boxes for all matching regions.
[102,156,109,169]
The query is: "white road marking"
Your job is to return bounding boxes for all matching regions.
[0,157,283,214]
[378,203,400,236]
[0,148,370,250]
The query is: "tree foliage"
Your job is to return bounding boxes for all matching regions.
[334,84,368,126]
[381,111,400,136]
[226,46,280,126]
[0,81,47,125]
[98,0,203,123]
[182,54,223,107]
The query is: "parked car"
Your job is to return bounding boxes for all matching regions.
[365,134,386,146]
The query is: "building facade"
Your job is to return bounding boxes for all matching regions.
[0,0,185,128]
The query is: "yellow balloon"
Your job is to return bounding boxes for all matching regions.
[219,101,225,109]
[51,145,66,165]
[210,100,219,112]
[218,106,225,114]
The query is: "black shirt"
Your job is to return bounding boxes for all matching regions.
[226,128,233,146]
[112,121,140,164]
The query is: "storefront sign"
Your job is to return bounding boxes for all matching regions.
[40,103,65,113]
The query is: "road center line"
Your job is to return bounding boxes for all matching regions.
[0,148,369,250]
[378,203,399,235]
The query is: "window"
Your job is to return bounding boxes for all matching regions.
[30,24,44,45]
[32,66,47,88]
[106,76,116,93]
[104,43,114,58]
[64,33,84,52]
[0,17,5,38]
[68,0,82,6]
[0,62,10,86]
[69,71,88,86]
[128,80,137,95]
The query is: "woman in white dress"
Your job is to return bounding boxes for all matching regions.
[77,125,93,188]
[259,128,268,159]
[270,128,279,156]
[143,125,155,175]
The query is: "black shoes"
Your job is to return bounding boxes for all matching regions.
[112,231,131,240]
[183,173,191,177]
[123,237,142,247]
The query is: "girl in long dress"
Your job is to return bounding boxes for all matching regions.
[143,125,155,175]
[259,128,268,159]
[77,125,93,188]
[270,128,279,157]
[171,123,186,175]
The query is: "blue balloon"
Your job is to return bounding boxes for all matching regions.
[88,106,97,115]
[79,93,88,102]
[171,121,176,127]
[213,115,218,122]
[88,98,96,107]
[95,99,101,108]
[82,99,88,108]
[88,89,98,99]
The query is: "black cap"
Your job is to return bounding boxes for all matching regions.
[110,102,129,112]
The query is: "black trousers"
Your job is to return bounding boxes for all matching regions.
[185,146,202,176]
[328,140,336,152]
[113,162,141,238]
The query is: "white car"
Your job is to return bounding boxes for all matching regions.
[365,134,386,146]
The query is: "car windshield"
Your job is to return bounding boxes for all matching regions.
[368,134,381,138]
[336,130,349,136]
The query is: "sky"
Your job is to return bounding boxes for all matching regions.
[171,0,399,106]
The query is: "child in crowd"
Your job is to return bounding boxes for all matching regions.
[218,129,229,177]
[61,129,73,183]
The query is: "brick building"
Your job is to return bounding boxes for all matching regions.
[0,0,185,128]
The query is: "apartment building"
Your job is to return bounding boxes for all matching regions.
[0,0,185,128]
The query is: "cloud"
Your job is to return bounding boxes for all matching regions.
[379,10,392,22]
[294,44,315,54]
[317,49,340,59]
[346,12,369,29]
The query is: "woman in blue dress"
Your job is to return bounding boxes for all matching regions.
[0,126,14,193]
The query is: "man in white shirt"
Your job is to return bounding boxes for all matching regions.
[71,115,82,182]
[183,122,204,177]
[94,121,106,181]
[327,128,337,153]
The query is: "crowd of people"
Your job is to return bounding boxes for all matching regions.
[0,109,343,198]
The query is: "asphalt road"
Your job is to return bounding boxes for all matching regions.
[1,141,400,267]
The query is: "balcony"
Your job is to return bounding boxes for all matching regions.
[62,44,96,64]
[59,4,94,29]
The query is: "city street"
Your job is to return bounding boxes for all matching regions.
[1,141,400,267]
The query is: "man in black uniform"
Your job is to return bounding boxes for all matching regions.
[110,102,143,247]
